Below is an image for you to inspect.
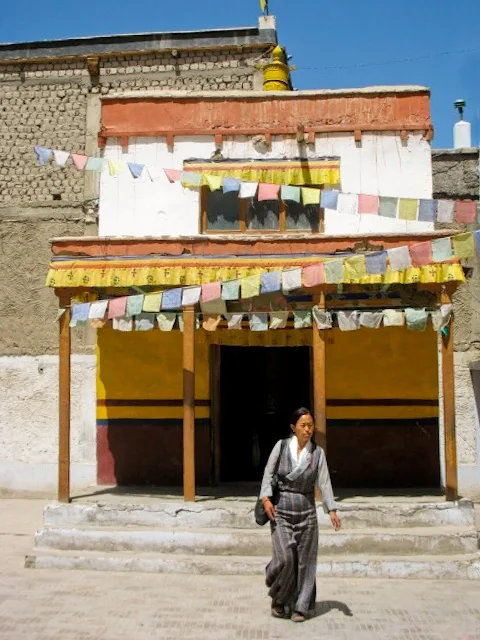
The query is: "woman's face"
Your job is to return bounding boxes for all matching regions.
[291,413,314,444]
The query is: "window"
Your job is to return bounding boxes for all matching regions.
[201,187,322,233]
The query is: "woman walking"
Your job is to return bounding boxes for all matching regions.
[259,407,341,622]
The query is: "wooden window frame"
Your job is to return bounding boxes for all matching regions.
[200,186,325,234]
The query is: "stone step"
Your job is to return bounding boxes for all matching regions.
[33,525,479,556]
[25,549,480,580]
[43,499,475,530]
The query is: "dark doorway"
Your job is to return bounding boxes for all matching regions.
[218,346,311,482]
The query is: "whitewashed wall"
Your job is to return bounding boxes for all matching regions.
[0,355,96,495]
[99,132,434,237]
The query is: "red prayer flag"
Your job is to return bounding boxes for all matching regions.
[164,169,182,183]
[71,153,88,171]
[107,296,127,319]
[201,281,221,303]
[303,264,325,287]
[258,183,280,201]
[358,194,379,215]
[455,200,477,224]
[409,241,433,267]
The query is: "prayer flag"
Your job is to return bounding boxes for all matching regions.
[53,150,70,167]
[201,282,222,303]
[387,246,412,271]
[360,312,383,329]
[221,280,240,301]
[250,312,268,331]
[452,232,475,259]
[108,159,126,176]
[34,146,52,165]
[365,252,387,275]
[258,183,280,201]
[398,198,418,221]
[293,310,312,329]
[164,169,182,183]
[88,300,108,320]
[261,271,281,294]
[200,299,227,316]
[223,177,241,193]
[70,302,90,327]
[161,288,182,310]
[146,165,163,181]
[113,316,133,332]
[205,174,222,191]
[431,237,452,262]
[108,296,127,319]
[225,312,243,330]
[143,292,163,313]
[239,181,258,198]
[409,241,433,267]
[182,286,201,306]
[455,200,477,224]
[181,171,202,187]
[157,312,176,331]
[382,309,404,327]
[282,267,302,292]
[431,304,453,332]
[324,259,344,284]
[126,294,144,317]
[303,264,325,287]
[405,308,427,332]
[135,313,155,331]
[379,196,398,218]
[269,310,289,330]
[301,187,321,205]
[345,255,367,279]
[241,274,261,298]
[177,314,200,332]
[475,230,480,255]
[71,153,88,171]
[128,162,144,179]
[337,193,358,216]
[358,194,379,215]
[418,199,437,222]
[312,307,332,329]
[203,314,222,331]
[437,200,455,223]
[321,190,339,209]
[281,185,301,203]
[337,310,360,331]
[86,157,106,172]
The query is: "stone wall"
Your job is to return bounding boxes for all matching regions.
[432,147,480,496]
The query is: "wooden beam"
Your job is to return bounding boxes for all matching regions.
[441,288,458,501]
[183,305,196,501]
[58,297,71,503]
[312,292,327,452]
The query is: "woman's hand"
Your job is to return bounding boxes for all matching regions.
[263,499,276,521]
[329,511,341,531]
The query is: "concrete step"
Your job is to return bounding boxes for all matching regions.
[25,549,480,580]
[43,499,475,530]
[33,525,479,556]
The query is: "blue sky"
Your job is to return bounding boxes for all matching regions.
[1,0,479,148]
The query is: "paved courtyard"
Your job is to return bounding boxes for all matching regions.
[0,499,480,640]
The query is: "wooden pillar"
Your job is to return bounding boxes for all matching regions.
[210,345,221,485]
[183,305,196,501]
[58,296,72,503]
[441,288,458,501]
[312,291,327,451]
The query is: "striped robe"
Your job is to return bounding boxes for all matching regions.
[260,438,336,615]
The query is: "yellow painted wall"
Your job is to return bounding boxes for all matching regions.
[96,325,438,422]
[97,328,210,420]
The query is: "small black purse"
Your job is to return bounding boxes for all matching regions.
[255,439,287,526]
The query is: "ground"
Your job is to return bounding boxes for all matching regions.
[1,499,480,640]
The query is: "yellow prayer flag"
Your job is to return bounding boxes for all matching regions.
[241,274,261,299]
[301,187,321,206]
[143,292,163,313]
[260,0,267,12]
[205,174,223,191]
[452,233,475,259]
[345,255,367,280]
[398,198,418,221]
[108,159,126,176]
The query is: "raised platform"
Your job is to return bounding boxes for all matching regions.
[25,489,480,580]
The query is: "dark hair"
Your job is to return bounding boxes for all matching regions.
[290,407,314,427]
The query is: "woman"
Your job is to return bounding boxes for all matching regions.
[259,407,341,622]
